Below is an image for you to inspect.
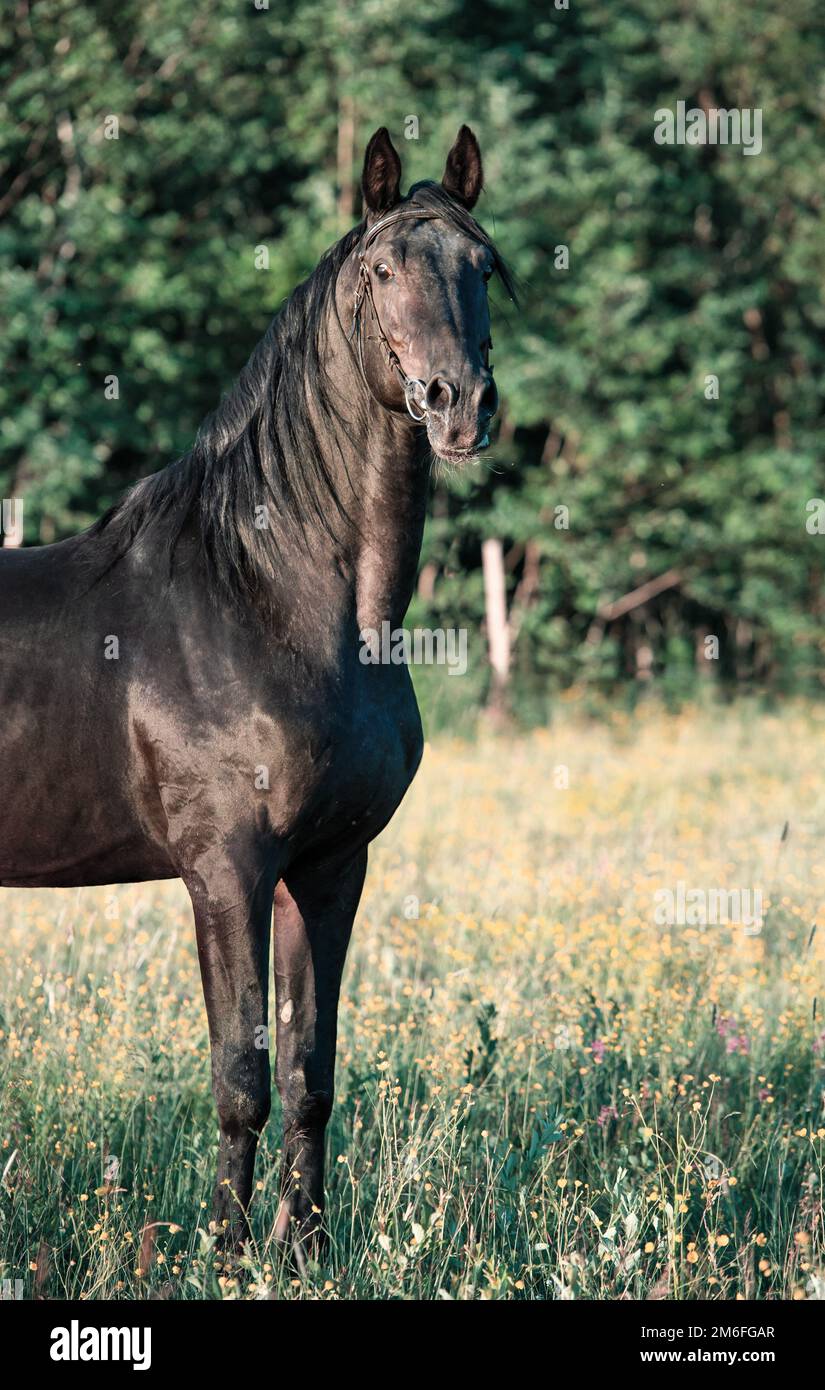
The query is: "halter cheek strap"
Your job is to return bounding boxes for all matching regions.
[348,205,442,422]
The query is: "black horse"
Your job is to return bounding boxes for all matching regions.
[0,126,513,1262]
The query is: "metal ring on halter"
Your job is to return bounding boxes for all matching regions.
[403,379,428,422]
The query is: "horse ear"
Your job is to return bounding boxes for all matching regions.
[441,125,483,209]
[361,127,402,215]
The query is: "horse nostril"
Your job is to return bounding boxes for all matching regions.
[425,375,458,413]
[479,376,498,418]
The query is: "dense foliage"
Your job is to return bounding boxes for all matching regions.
[2,0,823,714]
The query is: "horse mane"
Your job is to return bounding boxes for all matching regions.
[86,182,515,614]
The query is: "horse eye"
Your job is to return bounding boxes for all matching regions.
[374,263,393,281]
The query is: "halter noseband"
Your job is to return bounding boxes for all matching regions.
[347,205,443,423]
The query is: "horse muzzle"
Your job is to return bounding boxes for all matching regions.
[422,368,498,460]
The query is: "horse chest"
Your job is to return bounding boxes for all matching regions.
[280,670,424,849]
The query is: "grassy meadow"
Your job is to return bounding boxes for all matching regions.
[0,702,823,1301]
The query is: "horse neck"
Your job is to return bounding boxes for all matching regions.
[312,293,431,635]
[350,409,430,633]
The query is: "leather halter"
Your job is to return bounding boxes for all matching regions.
[347,205,445,423]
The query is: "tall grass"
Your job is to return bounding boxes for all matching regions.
[0,703,823,1299]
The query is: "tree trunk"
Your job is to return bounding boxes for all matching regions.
[482,537,511,718]
[336,91,355,231]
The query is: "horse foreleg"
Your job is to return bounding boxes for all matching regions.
[273,848,367,1267]
[188,862,275,1252]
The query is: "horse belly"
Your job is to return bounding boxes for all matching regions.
[0,650,173,887]
[0,737,174,887]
